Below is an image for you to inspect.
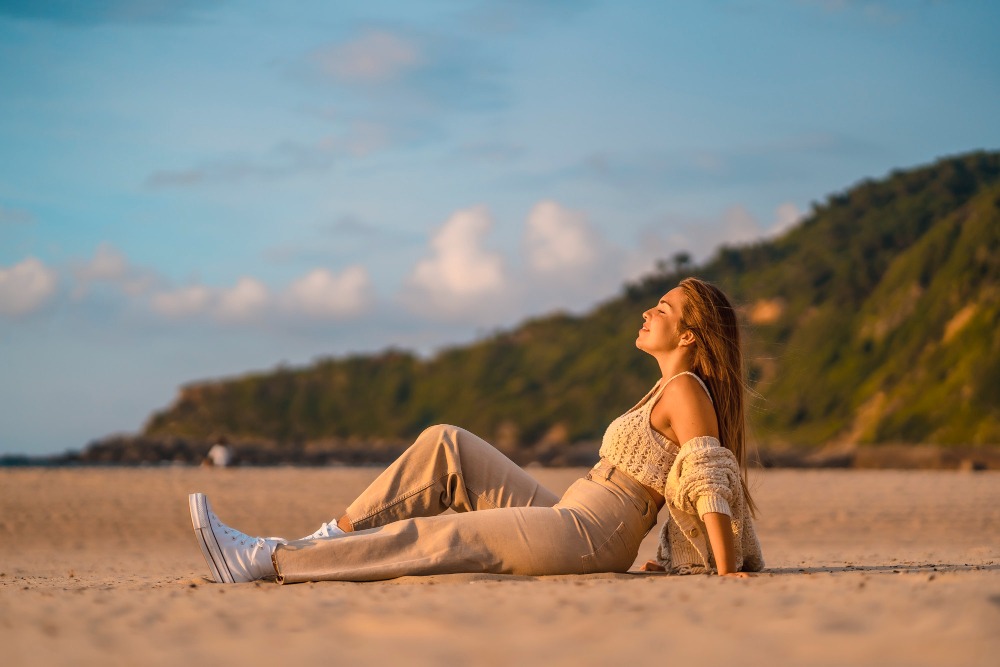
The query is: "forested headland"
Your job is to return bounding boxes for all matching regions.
[49,150,1000,468]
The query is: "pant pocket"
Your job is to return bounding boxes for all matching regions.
[580,521,630,572]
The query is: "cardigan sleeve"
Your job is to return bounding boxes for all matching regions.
[659,436,761,574]
[666,436,741,519]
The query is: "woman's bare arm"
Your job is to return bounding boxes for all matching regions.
[655,378,750,577]
[704,511,744,576]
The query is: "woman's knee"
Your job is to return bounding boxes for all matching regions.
[412,424,464,457]
[415,424,496,461]
[418,423,459,442]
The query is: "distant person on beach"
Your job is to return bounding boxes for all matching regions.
[188,277,763,583]
[202,438,232,468]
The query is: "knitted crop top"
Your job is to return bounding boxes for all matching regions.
[598,371,713,492]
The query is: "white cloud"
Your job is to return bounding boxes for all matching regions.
[514,200,626,315]
[150,285,213,319]
[72,243,155,298]
[0,257,58,316]
[148,267,370,323]
[217,277,270,322]
[78,243,127,281]
[771,202,805,236]
[630,205,765,273]
[284,266,372,318]
[69,245,269,322]
[718,205,765,245]
[313,30,423,84]
[629,201,809,277]
[403,201,630,323]
[408,205,506,308]
[524,200,599,274]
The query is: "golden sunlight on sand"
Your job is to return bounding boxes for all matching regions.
[1,467,997,666]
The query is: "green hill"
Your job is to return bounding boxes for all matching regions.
[143,151,1000,453]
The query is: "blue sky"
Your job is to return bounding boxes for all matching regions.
[2,0,998,456]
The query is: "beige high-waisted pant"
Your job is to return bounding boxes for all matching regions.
[273,424,658,583]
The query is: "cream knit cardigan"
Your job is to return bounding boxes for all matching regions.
[655,436,765,574]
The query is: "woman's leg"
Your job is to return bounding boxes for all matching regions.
[339,424,559,531]
[274,473,656,583]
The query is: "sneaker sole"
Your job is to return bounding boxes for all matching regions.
[189,493,235,584]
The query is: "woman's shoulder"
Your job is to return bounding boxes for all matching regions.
[654,373,717,437]
[660,372,713,405]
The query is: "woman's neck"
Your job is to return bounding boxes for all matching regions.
[655,352,695,382]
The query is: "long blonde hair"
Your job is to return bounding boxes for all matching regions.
[678,277,758,515]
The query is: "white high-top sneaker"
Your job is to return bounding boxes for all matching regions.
[300,521,347,541]
[188,493,285,583]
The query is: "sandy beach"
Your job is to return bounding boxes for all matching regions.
[1,466,997,666]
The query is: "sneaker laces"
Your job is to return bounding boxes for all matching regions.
[306,522,345,540]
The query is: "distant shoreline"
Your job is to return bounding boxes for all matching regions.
[4,441,999,470]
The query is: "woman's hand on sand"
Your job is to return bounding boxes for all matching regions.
[639,560,755,577]
[639,560,666,572]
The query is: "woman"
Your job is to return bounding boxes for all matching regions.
[189,277,763,583]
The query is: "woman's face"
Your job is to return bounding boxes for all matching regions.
[636,287,687,354]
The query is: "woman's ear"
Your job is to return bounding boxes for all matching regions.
[678,329,696,347]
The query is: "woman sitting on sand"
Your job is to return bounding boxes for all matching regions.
[188,277,763,583]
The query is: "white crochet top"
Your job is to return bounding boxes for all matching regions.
[598,371,713,492]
